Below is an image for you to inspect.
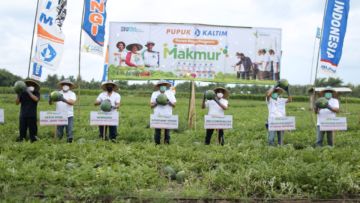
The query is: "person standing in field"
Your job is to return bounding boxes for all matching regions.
[265,86,292,146]
[315,87,339,147]
[94,81,121,142]
[15,79,41,142]
[202,87,229,146]
[49,80,77,143]
[113,41,127,67]
[125,43,144,67]
[150,80,176,145]
[143,41,160,69]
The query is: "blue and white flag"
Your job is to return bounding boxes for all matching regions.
[320,0,350,74]
[101,46,109,81]
[82,0,107,56]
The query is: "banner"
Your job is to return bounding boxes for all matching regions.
[90,111,119,126]
[268,117,296,131]
[32,0,67,73]
[320,0,350,74]
[150,114,179,129]
[204,115,233,129]
[319,117,347,131]
[82,0,107,55]
[108,22,281,82]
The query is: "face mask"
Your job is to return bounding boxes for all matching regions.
[217,93,224,98]
[62,85,70,92]
[271,92,278,99]
[28,86,35,92]
[159,86,167,92]
[324,92,332,99]
[106,86,113,92]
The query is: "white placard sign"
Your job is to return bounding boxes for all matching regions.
[319,117,347,131]
[40,111,68,126]
[268,117,296,131]
[150,114,178,129]
[0,109,4,123]
[204,115,233,129]
[90,111,119,126]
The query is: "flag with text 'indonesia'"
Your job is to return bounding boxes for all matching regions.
[320,0,350,74]
[82,0,107,56]
[32,0,67,80]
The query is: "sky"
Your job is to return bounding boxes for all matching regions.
[0,0,359,85]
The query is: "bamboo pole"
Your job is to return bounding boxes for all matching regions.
[77,0,86,120]
[27,0,40,78]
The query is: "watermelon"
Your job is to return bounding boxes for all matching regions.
[156,94,168,105]
[205,90,215,100]
[100,100,112,112]
[50,91,62,101]
[14,81,26,94]
[163,166,176,180]
[315,97,329,109]
[176,170,186,183]
[277,79,289,89]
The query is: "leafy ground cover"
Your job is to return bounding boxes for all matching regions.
[0,94,360,202]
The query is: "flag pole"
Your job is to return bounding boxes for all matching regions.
[314,0,329,86]
[309,29,319,84]
[77,0,86,119]
[27,0,40,78]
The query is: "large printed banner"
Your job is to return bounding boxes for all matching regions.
[32,0,67,78]
[320,0,350,74]
[108,22,281,82]
[82,0,107,56]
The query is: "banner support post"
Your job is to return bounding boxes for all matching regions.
[27,0,40,78]
[187,80,196,130]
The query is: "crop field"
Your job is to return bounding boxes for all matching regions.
[1,93,360,202]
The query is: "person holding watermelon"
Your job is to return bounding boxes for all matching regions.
[49,80,77,143]
[94,81,121,142]
[15,79,41,142]
[314,87,339,147]
[265,79,292,146]
[202,87,229,146]
[150,80,176,144]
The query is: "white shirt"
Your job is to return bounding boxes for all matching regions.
[96,91,121,112]
[129,52,144,66]
[317,98,339,125]
[263,54,271,71]
[267,97,288,118]
[151,90,176,116]
[256,54,265,71]
[270,54,280,73]
[205,99,228,116]
[143,50,159,68]
[56,90,77,117]
[113,50,127,67]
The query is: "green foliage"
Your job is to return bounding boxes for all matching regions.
[0,69,22,87]
[315,77,344,87]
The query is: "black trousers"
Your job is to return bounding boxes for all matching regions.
[205,129,224,145]
[154,129,170,144]
[19,117,38,142]
[99,126,117,140]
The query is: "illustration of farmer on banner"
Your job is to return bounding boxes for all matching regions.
[202,87,229,146]
[150,80,176,145]
[113,41,127,67]
[143,41,160,69]
[125,43,144,67]
[49,80,77,143]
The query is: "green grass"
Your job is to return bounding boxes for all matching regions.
[0,93,360,202]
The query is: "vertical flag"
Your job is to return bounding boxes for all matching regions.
[320,0,350,74]
[82,0,107,55]
[32,0,67,79]
[102,45,109,81]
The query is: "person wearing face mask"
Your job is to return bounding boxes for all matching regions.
[49,80,77,143]
[15,79,41,142]
[265,86,292,146]
[150,80,176,144]
[94,81,121,142]
[315,87,339,147]
[202,87,229,146]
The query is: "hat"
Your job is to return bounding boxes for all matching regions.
[101,80,119,91]
[25,79,40,91]
[273,87,285,94]
[58,80,76,89]
[145,41,155,47]
[155,80,171,89]
[126,43,143,51]
[214,87,229,98]
[319,86,337,97]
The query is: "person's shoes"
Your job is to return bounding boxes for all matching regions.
[16,137,24,142]
[110,139,117,143]
[30,136,38,143]
[67,138,73,143]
